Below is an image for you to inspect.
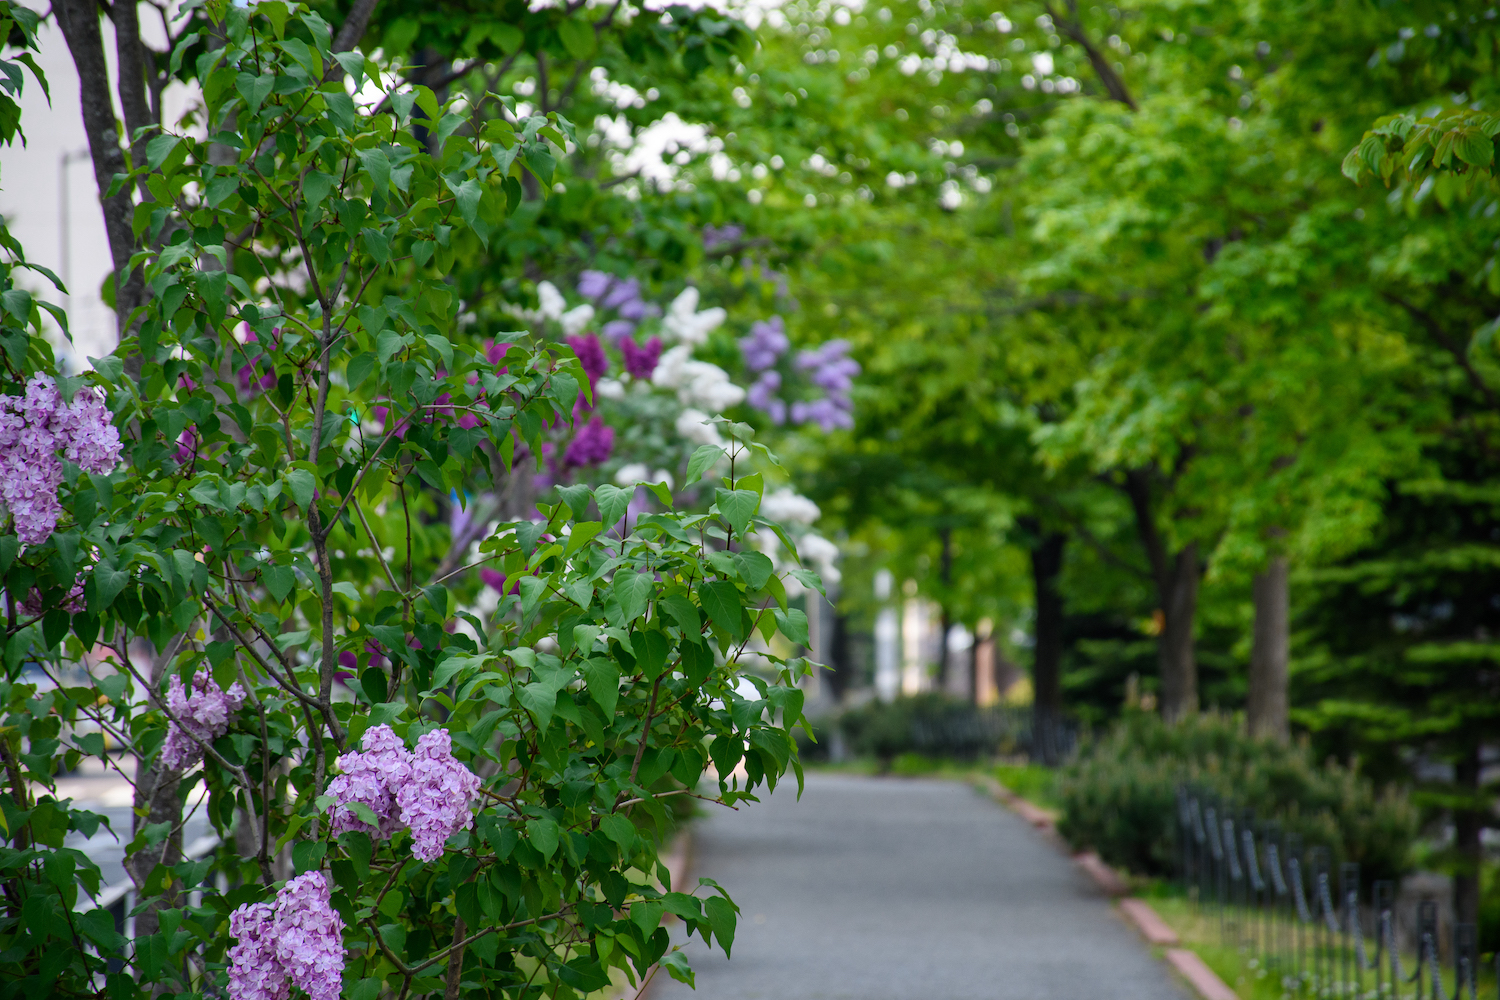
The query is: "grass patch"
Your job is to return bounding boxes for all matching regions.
[1147,893,1498,1000]
[991,761,1061,810]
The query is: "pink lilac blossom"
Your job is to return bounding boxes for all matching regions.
[158,670,247,771]
[396,729,480,861]
[272,872,345,1000]
[0,375,121,545]
[236,328,280,393]
[326,724,412,840]
[227,902,287,1000]
[564,416,614,469]
[621,336,663,380]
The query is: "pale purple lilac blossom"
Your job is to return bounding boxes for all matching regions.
[226,873,345,1000]
[396,729,481,861]
[0,375,122,545]
[271,872,345,1000]
[326,724,412,840]
[227,902,286,1000]
[739,316,789,371]
[159,670,247,771]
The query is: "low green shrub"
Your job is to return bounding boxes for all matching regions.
[1057,711,1418,881]
[837,694,1030,761]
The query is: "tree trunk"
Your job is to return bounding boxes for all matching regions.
[937,527,953,693]
[1122,469,1201,721]
[1028,529,1066,763]
[1453,743,1482,928]
[1158,541,1199,720]
[1248,555,1290,741]
[53,0,146,334]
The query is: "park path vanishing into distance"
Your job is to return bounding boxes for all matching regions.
[651,772,1191,1000]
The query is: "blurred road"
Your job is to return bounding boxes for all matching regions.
[651,772,1188,1000]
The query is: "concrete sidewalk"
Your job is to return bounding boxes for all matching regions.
[651,772,1189,1000]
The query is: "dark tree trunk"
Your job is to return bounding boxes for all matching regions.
[1028,528,1067,763]
[1248,555,1290,741]
[1157,542,1199,720]
[1453,743,1482,927]
[53,0,147,334]
[1122,469,1200,721]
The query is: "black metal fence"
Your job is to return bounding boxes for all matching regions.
[1175,787,1496,1000]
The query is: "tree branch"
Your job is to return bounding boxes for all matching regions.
[1044,0,1137,111]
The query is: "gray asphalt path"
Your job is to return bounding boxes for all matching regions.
[652,772,1188,1000]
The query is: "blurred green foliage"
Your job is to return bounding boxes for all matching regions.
[1058,712,1418,880]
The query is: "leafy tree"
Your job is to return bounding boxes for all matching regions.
[0,5,817,995]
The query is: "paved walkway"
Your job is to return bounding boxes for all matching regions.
[652,772,1189,1000]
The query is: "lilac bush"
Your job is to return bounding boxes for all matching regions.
[159,671,249,771]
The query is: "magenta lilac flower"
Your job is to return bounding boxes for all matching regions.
[227,902,287,1000]
[567,333,609,391]
[159,670,247,771]
[0,375,122,545]
[270,872,345,1000]
[621,336,663,380]
[326,724,412,840]
[396,729,481,861]
[564,416,615,469]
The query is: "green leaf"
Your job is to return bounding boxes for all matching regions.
[557,17,597,60]
[525,817,560,859]
[264,565,296,604]
[362,228,390,267]
[704,894,738,957]
[715,488,759,536]
[629,629,670,679]
[564,521,603,558]
[772,607,809,646]
[660,593,701,633]
[285,468,316,510]
[558,483,592,520]
[91,559,129,610]
[732,551,774,590]
[598,811,634,850]
[581,656,619,715]
[685,444,726,484]
[303,170,336,210]
[595,484,630,526]
[357,147,390,194]
[697,580,743,641]
[613,571,651,624]
[145,133,179,170]
[346,351,377,390]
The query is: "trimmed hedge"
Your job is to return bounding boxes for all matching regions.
[1057,711,1418,881]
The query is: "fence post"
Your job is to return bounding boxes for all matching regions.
[1374,880,1394,1000]
[1417,899,1438,1000]
[1454,924,1476,1000]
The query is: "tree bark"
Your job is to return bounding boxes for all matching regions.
[1122,469,1200,721]
[1027,527,1067,763]
[937,527,954,694]
[1453,743,1481,928]
[53,0,147,335]
[1248,555,1290,741]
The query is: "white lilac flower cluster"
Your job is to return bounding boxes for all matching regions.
[0,374,122,545]
[326,725,480,861]
[757,488,843,594]
[227,871,344,1000]
[159,670,247,771]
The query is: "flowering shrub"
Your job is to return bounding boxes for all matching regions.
[0,6,813,999]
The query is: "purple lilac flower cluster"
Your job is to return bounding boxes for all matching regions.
[227,872,344,1000]
[159,670,247,771]
[738,322,858,432]
[577,270,664,373]
[325,725,479,860]
[0,374,122,545]
[792,340,858,431]
[702,224,745,254]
